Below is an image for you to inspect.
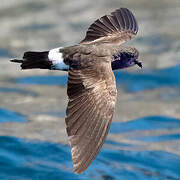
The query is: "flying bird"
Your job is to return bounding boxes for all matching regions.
[11,8,141,174]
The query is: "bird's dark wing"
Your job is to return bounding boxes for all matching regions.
[65,61,117,174]
[80,8,138,45]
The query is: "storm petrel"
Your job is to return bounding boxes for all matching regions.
[11,8,141,174]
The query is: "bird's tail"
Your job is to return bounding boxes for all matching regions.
[10,51,52,70]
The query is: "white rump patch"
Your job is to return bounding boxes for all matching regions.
[48,47,69,70]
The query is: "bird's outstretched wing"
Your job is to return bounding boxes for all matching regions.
[80,8,138,45]
[65,61,117,174]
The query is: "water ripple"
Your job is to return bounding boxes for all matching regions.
[134,133,180,142]
[0,87,38,96]
[110,116,180,134]
[16,75,67,86]
[114,64,180,93]
[15,65,180,94]
[0,136,180,180]
[0,108,27,123]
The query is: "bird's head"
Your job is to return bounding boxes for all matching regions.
[112,47,142,70]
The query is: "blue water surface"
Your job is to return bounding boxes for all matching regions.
[109,115,180,144]
[0,87,37,96]
[114,64,180,92]
[0,136,179,180]
[21,23,54,31]
[0,48,11,57]
[110,116,180,134]
[16,75,67,86]
[15,64,180,93]
[135,133,180,142]
[0,108,27,123]
[44,111,66,118]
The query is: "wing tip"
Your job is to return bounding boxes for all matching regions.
[73,167,84,174]
[80,7,138,44]
[73,159,90,174]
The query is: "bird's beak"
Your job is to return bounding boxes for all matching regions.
[134,60,142,68]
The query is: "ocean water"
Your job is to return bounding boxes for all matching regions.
[0,108,27,123]
[16,75,67,86]
[15,64,180,90]
[0,87,37,97]
[3,66,179,179]
[0,108,180,179]
[0,136,180,180]
[2,38,180,180]
[110,116,180,134]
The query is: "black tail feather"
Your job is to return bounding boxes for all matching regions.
[11,51,52,70]
[10,59,23,63]
[23,51,49,60]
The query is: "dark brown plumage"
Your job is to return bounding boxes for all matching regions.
[81,8,138,44]
[66,63,117,173]
[10,8,140,174]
